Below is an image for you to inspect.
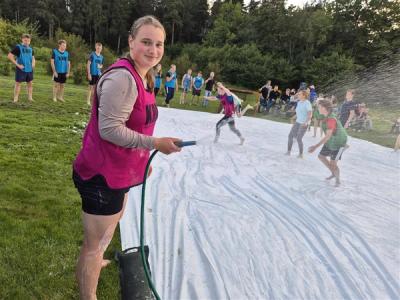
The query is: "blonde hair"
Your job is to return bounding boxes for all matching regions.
[128,16,166,92]
[58,39,66,45]
[298,90,309,99]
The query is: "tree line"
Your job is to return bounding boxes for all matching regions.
[0,0,399,91]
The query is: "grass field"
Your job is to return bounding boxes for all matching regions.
[0,69,398,298]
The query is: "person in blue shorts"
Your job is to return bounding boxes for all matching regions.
[51,39,71,102]
[164,64,177,107]
[86,42,104,105]
[180,68,192,104]
[191,71,204,105]
[7,33,36,102]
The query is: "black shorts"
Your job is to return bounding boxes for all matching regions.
[89,75,100,85]
[15,68,33,82]
[192,89,201,96]
[165,87,175,104]
[319,145,346,161]
[54,73,67,84]
[72,170,129,215]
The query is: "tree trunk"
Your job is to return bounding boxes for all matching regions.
[171,21,175,45]
[49,21,54,40]
[89,25,92,47]
[117,34,121,54]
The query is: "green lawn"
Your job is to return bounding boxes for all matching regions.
[0,69,398,298]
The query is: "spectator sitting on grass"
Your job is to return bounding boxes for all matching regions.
[281,88,291,110]
[351,103,372,131]
[266,85,280,113]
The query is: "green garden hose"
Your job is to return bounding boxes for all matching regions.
[139,141,196,300]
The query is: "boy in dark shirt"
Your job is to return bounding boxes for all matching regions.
[339,89,356,128]
[266,85,281,112]
[202,72,215,107]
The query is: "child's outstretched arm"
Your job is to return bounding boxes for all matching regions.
[308,130,333,153]
[204,95,218,101]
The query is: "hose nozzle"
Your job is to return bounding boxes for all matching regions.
[174,140,197,147]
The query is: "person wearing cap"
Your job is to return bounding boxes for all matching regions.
[7,33,36,102]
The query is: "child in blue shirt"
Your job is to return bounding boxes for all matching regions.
[86,42,104,105]
[7,33,36,102]
[154,64,162,97]
[180,69,192,105]
[51,39,71,102]
[190,71,204,105]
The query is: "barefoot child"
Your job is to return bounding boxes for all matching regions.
[51,40,71,102]
[308,99,348,187]
[204,82,245,145]
[180,69,192,104]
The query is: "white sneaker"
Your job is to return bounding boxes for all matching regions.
[53,98,57,102]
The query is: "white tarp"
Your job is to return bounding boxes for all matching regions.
[120,108,400,300]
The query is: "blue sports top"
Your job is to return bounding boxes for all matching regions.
[88,52,104,76]
[16,44,33,72]
[164,71,177,88]
[193,76,204,89]
[52,49,69,73]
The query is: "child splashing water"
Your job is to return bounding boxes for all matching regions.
[204,82,245,145]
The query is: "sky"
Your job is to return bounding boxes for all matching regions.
[209,1,310,8]
[286,0,308,7]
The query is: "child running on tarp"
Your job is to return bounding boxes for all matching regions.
[204,82,245,145]
[308,99,348,187]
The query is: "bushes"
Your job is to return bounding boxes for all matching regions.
[34,47,52,61]
[99,46,118,69]
[0,18,40,53]
[0,51,12,76]
[73,63,87,85]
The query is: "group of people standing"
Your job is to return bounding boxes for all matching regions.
[152,63,216,108]
[5,16,389,300]
[284,87,358,187]
[6,33,104,105]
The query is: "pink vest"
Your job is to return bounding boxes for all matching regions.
[219,94,235,117]
[73,58,158,189]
